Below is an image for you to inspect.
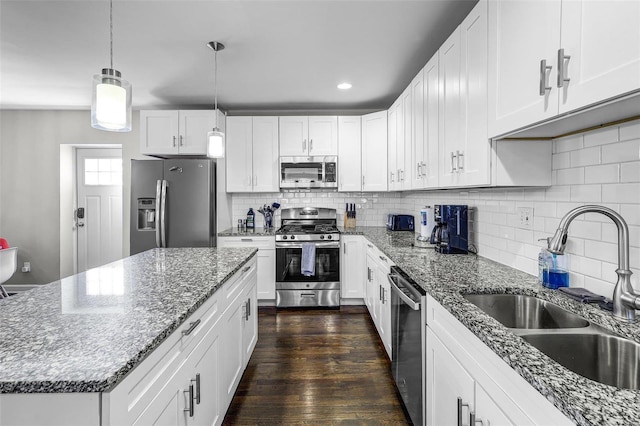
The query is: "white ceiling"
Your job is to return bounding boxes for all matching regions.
[0,0,477,113]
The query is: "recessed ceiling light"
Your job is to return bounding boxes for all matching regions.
[337,82,352,90]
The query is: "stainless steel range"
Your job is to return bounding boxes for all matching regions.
[275,207,340,308]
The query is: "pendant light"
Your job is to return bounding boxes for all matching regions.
[91,0,132,132]
[207,41,225,158]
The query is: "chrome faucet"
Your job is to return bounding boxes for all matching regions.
[548,205,640,322]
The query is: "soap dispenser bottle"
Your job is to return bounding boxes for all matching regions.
[544,253,570,289]
[246,208,255,229]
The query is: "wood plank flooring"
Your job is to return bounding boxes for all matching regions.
[222,306,410,425]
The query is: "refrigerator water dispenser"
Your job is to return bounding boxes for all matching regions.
[137,198,156,230]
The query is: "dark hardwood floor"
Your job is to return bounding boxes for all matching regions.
[222,306,410,425]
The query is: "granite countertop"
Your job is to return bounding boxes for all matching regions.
[218,227,276,237]
[0,247,257,394]
[352,227,640,426]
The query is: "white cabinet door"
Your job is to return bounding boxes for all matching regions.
[458,0,490,187]
[364,249,377,318]
[438,27,463,188]
[179,111,215,155]
[426,328,475,426]
[256,249,275,300]
[140,111,180,155]
[377,262,392,359]
[189,329,222,426]
[219,298,244,410]
[411,68,425,190]
[133,387,184,426]
[308,116,338,155]
[558,0,640,114]
[400,85,412,190]
[251,116,279,192]
[387,102,398,190]
[475,383,517,426]
[423,53,440,188]
[487,0,562,138]
[242,278,258,368]
[361,111,388,192]
[338,116,362,192]
[226,117,253,192]
[279,116,309,156]
[340,236,364,299]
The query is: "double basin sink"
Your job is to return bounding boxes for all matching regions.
[463,293,640,389]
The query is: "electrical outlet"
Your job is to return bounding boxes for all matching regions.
[22,262,31,273]
[517,207,534,229]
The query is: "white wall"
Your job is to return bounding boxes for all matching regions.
[0,110,142,285]
[231,119,640,299]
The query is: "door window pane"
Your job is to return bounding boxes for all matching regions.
[84,158,122,186]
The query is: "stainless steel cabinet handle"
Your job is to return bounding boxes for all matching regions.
[367,243,373,248]
[303,139,307,152]
[301,293,317,297]
[390,171,395,183]
[78,222,85,227]
[242,265,251,273]
[450,151,457,173]
[182,319,201,336]
[184,384,195,417]
[456,150,464,172]
[245,298,251,321]
[179,135,184,146]
[417,162,422,178]
[379,255,387,263]
[381,287,386,304]
[344,243,347,254]
[193,374,201,404]
[470,411,484,425]
[367,267,371,281]
[421,161,427,177]
[362,175,365,186]
[155,180,162,247]
[379,284,382,301]
[310,139,313,152]
[160,180,168,248]
[173,136,177,147]
[253,175,258,186]
[241,238,253,242]
[539,59,552,96]
[457,397,470,426]
[557,48,571,88]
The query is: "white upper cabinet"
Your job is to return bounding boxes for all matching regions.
[423,53,440,188]
[401,86,413,190]
[361,111,388,192]
[337,116,362,192]
[410,68,425,190]
[279,116,338,156]
[439,0,490,188]
[558,0,640,114]
[140,110,216,156]
[488,0,640,138]
[487,0,561,138]
[388,97,405,191]
[226,116,279,193]
[387,100,398,190]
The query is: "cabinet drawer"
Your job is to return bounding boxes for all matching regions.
[218,236,275,250]
[222,258,257,309]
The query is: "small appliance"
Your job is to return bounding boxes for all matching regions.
[386,214,415,231]
[279,156,337,189]
[431,205,468,254]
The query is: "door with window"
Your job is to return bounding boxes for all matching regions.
[76,148,123,272]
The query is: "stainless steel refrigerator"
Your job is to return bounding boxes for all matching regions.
[130,159,216,255]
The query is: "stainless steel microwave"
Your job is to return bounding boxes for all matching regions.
[279,156,338,189]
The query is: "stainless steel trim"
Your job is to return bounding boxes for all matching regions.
[388,275,420,310]
[276,282,341,290]
[160,179,168,247]
[194,374,201,404]
[557,48,571,88]
[184,384,194,417]
[540,59,552,96]
[181,319,201,336]
[155,179,162,247]
[276,288,340,307]
[275,241,340,249]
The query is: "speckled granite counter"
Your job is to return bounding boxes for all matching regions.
[344,226,640,426]
[0,247,257,394]
[218,227,276,237]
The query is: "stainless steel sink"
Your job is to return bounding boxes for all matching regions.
[463,294,590,329]
[521,333,640,389]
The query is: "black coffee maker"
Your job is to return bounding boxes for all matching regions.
[430,205,469,254]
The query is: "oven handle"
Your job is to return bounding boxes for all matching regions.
[275,241,340,249]
[388,274,421,311]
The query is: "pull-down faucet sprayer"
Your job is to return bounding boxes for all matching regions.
[548,205,640,322]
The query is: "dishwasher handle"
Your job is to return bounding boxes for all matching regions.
[388,274,421,310]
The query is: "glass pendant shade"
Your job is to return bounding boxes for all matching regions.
[207,128,225,158]
[91,68,132,132]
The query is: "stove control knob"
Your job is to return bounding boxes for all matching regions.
[327,235,332,240]
[283,235,288,240]
[290,235,295,240]
[320,235,325,240]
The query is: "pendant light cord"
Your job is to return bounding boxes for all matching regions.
[109,0,113,70]
[214,45,218,128]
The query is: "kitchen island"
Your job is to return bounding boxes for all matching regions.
[0,247,258,425]
[343,226,640,426]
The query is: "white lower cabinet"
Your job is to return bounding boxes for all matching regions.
[340,236,365,300]
[364,240,392,359]
[218,236,275,300]
[426,295,573,426]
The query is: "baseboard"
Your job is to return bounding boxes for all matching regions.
[340,298,365,306]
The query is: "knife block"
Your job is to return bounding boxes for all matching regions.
[343,213,356,229]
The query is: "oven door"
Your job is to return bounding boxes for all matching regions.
[275,241,340,283]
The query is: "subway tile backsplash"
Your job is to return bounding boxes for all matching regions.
[230,119,640,298]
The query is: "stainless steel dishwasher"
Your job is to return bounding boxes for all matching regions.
[388,265,426,426]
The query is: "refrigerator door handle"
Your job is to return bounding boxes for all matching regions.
[160,179,168,247]
[155,180,162,247]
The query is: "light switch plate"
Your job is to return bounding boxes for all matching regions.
[517,207,534,229]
